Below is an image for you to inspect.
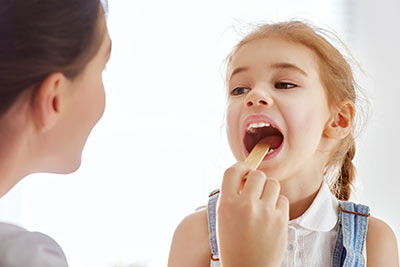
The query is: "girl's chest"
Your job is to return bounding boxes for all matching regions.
[210,225,339,267]
[281,224,338,267]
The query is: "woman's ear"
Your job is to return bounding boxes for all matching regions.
[32,72,66,132]
[324,100,355,139]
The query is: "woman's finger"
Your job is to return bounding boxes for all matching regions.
[261,178,281,207]
[241,170,267,199]
[221,162,251,196]
[276,194,290,220]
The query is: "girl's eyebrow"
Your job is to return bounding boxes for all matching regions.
[270,62,308,77]
[229,62,308,82]
[229,67,249,82]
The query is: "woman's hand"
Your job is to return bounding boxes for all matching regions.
[217,162,289,267]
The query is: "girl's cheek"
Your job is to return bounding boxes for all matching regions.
[226,101,242,145]
[226,101,240,125]
[226,110,235,139]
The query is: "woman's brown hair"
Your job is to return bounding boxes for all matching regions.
[226,21,367,200]
[0,0,107,117]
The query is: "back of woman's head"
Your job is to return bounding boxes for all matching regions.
[0,0,105,118]
[227,20,365,201]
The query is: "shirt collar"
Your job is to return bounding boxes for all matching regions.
[289,181,339,232]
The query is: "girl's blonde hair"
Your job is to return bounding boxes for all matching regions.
[226,20,366,201]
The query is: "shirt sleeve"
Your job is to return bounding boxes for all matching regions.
[0,225,68,267]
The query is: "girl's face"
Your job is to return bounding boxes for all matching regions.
[226,37,332,181]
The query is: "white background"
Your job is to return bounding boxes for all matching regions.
[0,0,399,266]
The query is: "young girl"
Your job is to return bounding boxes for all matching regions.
[168,21,399,267]
[0,0,110,265]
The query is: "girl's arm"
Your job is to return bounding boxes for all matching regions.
[366,216,399,266]
[168,209,211,267]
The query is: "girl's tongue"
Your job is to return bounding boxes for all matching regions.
[244,126,284,154]
[258,136,282,149]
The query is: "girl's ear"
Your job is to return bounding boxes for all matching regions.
[323,100,355,139]
[32,72,67,132]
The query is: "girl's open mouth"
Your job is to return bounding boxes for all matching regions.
[243,121,284,160]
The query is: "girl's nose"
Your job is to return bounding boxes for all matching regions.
[245,92,273,108]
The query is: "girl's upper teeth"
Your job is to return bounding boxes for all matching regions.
[247,122,271,132]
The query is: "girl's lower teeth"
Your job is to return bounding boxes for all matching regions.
[267,148,275,155]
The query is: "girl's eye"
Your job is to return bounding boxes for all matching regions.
[275,82,297,90]
[231,87,251,96]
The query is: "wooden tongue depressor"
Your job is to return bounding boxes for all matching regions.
[243,142,270,180]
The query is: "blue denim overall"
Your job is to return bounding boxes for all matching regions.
[207,189,370,267]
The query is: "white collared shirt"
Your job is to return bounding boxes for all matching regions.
[282,181,339,267]
[210,181,341,267]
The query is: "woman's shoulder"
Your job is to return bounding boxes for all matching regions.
[366,216,399,266]
[0,222,68,267]
[168,208,211,267]
[0,222,25,235]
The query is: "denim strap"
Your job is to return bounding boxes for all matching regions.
[207,189,221,261]
[332,201,370,267]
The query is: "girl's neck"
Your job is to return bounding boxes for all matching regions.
[279,168,324,220]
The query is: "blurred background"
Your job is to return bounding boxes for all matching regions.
[0,0,399,266]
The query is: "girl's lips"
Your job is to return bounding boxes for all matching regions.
[242,114,285,161]
[242,114,284,140]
